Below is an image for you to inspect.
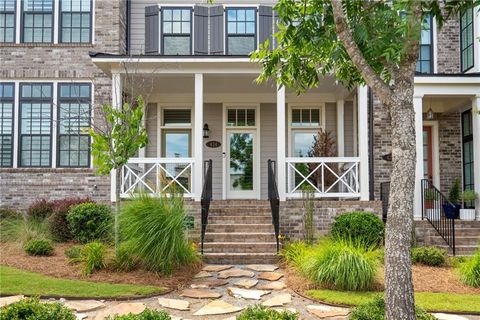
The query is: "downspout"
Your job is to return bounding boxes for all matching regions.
[368,87,375,201]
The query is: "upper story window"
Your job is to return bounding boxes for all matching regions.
[416,14,433,74]
[60,0,92,43]
[22,0,53,43]
[0,83,14,167]
[0,0,15,42]
[226,8,256,55]
[461,8,474,72]
[162,8,191,55]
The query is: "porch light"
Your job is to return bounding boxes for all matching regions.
[426,98,435,120]
[203,123,210,139]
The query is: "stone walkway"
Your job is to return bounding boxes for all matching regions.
[2,265,479,320]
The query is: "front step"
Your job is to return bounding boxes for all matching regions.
[202,200,278,264]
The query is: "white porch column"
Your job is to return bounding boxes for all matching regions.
[413,95,424,220]
[111,72,123,202]
[277,85,286,201]
[472,95,480,218]
[193,73,204,201]
[336,99,345,157]
[357,86,369,200]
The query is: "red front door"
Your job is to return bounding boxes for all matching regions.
[423,126,433,181]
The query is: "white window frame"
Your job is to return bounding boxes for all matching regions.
[157,104,193,158]
[287,103,326,158]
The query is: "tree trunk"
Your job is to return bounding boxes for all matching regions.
[384,82,416,320]
[114,168,122,251]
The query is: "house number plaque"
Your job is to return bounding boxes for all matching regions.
[206,141,221,148]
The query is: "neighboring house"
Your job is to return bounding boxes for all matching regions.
[0,0,479,260]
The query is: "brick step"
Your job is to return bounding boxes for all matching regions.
[210,200,270,205]
[421,228,480,237]
[203,252,278,264]
[208,208,271,215]
[437,245,479,256]
[427,236,480,246]
[202,242,278,253]
[206,223,273,233]
[418,220,480,228]
[204,232,276,242]
[208,215,272,224]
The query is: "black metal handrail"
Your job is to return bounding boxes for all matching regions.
[268,159,280,252]
[200,159,212,255]
[421,179,456,255]
[380,181,390,223]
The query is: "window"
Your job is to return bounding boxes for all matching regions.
[462,110,475,208]
[0,83,14,167]
[60,0,91,43]
[163,109,191,126]
[416,14,433,74]
[0,0,15,42]
[461,8,474,72]
[22,0,53,43]
[290,107,323,157]
[161,109,191,157]
[57,83,91,167]
[227,108,255,127]
[19,83,52,167]
[226,8,256,55]
[161,8,191,55]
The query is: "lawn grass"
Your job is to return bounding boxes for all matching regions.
[307,289,480,313]
[0,266,166,298]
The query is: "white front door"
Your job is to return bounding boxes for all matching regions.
[226,130,258,199]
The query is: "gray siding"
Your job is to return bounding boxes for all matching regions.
[146,103,158,157]
[260,103,277,199]
[203,103,224,200]
[325,102,338,156]
[344,101,354,156]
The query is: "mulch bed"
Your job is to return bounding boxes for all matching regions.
[0,242,202,291]
[282,262,480,295]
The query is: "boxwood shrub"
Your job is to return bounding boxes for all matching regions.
[0,297,75,320]
[237,305,298,320]
[24,239,54,256]
[67,203,112,243]
[331,211,384,248]
[411,246,446,267]
[107,309,171,320]
[48,198,93,242]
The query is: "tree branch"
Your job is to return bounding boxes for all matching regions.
[331,0,392,102]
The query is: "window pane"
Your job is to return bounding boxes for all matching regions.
[172,21,181,33]
[227,109,236,126]
[237,109,246,126]
[163,131,190,157]
[163,36,190,55]
[163,109,191,126]
[246,109,255,126]
[292,110,301,126]
[228,36,255,55]
[293,132,316,157]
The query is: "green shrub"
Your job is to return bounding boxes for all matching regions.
[27,199,54,219]
[120,194,199,274]
[108,309,171,320]
[349,296,436,320]
[73,242,107,276]
[412,246,446,267]
[64,245,82,260]
[115,241,139,272]
[300,239,378,291]
[0,207,19,219]
[331,212,384,248]
[237,305,298,320]
[459,250,480,288]
[0,297,75,320]
[48,198,93,242]
[24,239,54,256]
[67,203,112,243]
[0,216,51,244]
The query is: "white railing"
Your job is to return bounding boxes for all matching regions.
[120,157,195,198]
[286,157,360,198]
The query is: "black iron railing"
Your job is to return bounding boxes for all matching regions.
[200,159,212,255]
[268,159,280,252]
[421,179,456,255]
[380,181,390,222]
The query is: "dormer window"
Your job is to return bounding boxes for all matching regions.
[162,8,192,55]
[226,8,256,55]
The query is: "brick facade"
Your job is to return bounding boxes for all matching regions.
[279,200,382,240]
[438,112,462,194]
[436,15,460,74]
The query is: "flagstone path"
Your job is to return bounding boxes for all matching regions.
[3,265,479,320]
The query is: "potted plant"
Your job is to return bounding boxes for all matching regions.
[460,190,477,221]
[446,179,461,219]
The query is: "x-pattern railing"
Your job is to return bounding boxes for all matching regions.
[286,157,360,198]
[120,157,194,198]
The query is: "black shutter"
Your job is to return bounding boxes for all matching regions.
[259,5,273,50]
[273,9,279,48]
[145,5,159,54]
[194,5,208,55]
[210,5,224,55]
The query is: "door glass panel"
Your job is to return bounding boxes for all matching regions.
[229,133,253,191]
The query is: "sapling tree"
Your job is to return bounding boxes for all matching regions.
[88,96,148,247]
[253,1,479,319]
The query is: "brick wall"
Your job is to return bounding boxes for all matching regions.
[279,199,382,240]
[436,14,460,74]
[0,169,110,210]
[372,94,392,200]
[438,112,462,194]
